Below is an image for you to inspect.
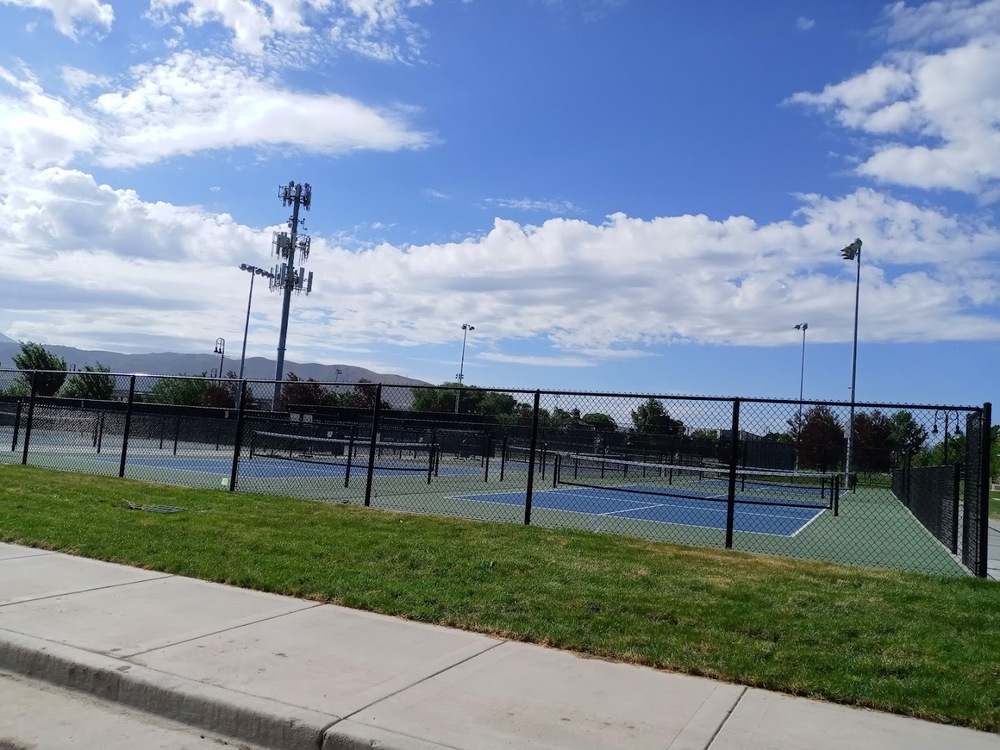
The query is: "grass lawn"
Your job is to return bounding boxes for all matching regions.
[2,463,1000,733]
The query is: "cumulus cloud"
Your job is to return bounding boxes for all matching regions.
[0,0,113,38]
[2,172,998,364]
[789,1,1000,198]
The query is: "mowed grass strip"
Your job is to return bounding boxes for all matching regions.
[2,463,1000,732]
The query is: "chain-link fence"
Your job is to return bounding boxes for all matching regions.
[1,368,993,577]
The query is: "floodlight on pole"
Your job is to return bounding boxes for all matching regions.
[841,238,862,487]
[213,338,225,381]
[932,409,963,464]
[454,323,475,414]
[238,264,275,380]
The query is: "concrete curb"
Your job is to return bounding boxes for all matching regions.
[322,720,453,750]
[0,628,337,750]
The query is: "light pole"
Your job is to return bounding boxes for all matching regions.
[238,264,275,380]
[932,410,962,465]
[841,238,862,487]
[213,338,225,381]
[454,323,474,414]
[793,323,808,423]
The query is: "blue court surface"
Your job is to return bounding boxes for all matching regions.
[456,485,825,536]
[105,455,481,479]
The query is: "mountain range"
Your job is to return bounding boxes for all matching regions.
[0,335,429,388]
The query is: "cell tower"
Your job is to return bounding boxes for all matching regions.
[270,180,315,406]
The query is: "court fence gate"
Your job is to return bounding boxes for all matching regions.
[0,369,994,578]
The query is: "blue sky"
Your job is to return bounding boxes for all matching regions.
[0,0,998,410]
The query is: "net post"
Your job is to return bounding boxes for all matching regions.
[725,398,741,549]
[523,390,541,525]
[344,429,355,488]
[11,399,22,452]
[363,384,382,507]
[96,412,105,454]
[500,435,507,481]
[833,473,840,517]
[228,380,248,492]
[552,452,559,488]
[20,372,38,465]
[427,438,435,485]
[117,375,136,478]
[173,415,181,456]
[484,436,491,482]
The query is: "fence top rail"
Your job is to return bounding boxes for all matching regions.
[0,369,984,413]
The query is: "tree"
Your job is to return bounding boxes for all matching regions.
[277,373,328,411]
[13,341,67,396]
[852,410,895,473]
[889,411,928,455]
[410,385,457,413]
[147,374,213,406]
[61,363,115,400]
[630,398,684,436]
[345,379,393,411]
[789,405,846,471]
[581,413,617,433]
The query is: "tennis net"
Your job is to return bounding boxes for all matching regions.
[553,453,838,511]
[249,430,437,478]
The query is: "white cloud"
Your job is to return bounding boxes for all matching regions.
[61,66,112,93]
[483,197,582,215]
[148,0,433,61]
[796,16,815,32]
[2,172,998,364]
[789,5,1000,198]
[0,0,113,38]
[92,51,432,166]
[0,66,99,168]
[0,54,431,169]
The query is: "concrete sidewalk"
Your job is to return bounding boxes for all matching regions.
[0,542,997,750]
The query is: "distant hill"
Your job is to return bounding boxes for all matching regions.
[0,341,429,389]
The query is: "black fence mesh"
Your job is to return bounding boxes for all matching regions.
[1,368,993,577]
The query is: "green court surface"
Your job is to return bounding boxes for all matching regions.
[2,438,969,577]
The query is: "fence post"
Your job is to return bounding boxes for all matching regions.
[523,391,541,525]
[725,398,741,549]
[363,384,382,507]
[20,372,38,465]
[118,376,136,478]
[228,381,248,492]
[976,402,992,577]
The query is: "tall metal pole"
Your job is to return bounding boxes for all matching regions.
[794,323,808,424]
[274,187,302,405]
[454,323,474,414]
[842,238,862,486]
[239,270,256,380]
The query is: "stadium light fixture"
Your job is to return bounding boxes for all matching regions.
[841,238,862,487]
[455,323,475,413]
[214,337,225,381]
[238,264,275,380]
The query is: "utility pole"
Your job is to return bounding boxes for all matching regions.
[270,181,314,408]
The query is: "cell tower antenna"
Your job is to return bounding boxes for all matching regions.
[270,180,316,407]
